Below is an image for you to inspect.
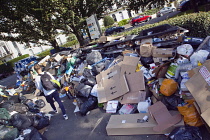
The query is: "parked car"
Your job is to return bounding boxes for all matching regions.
[104,26,125,36]
[156,7,176,17]
[177,0,202,12]
[130,15,152,26]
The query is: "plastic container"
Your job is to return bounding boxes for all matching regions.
[165,63,178,79]
[137,97,151,113]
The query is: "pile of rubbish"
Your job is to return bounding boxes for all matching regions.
[1,24,210,139]
[0,85,50,139]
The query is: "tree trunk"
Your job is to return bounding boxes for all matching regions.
[190,0,199,13]
[50,39,60,52]
[73,30,85,47]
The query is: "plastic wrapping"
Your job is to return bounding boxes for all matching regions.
[190,50,209,67]
[75,83,92,98]
[160,79,178,96]
[11,113,33,130]
[33,116,50,130]
[161,95,184,110]
[86,51,102,65]
[177,101,203,127]
[0,125,19,140]
[80,76,96,87]
[0,108,10,120]
[80,96,98,116]
[20,127,47,140]
[169,126,202,140]
[13,103,29,114]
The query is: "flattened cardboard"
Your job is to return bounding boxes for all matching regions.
[106,111,184,135]
[120,56,139,76]
[185,60,210,126]
[97,73,129,103]
[148,101,182,132]
[119,91,146,104]
[152,48,174,58]
[125,71,145,91]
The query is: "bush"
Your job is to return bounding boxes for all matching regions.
[104,16,115,27]
[62,40,78,48]
[113,11,210,38]
[118,19,129,26]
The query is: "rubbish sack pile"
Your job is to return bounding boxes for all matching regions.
[0,85,49,139]
[5,24,210,138]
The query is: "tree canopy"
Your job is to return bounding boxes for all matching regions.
[0,0,113,51]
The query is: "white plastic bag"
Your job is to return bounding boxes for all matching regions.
[177,44,193,56]
[90,84,98,97]
[180,72,190,91]
[190,50,209,67]
[137,97,151,113]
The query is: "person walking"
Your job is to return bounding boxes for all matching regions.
[34,64,68,120]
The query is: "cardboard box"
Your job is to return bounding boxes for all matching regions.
[152,48,174,58]
[119,91,146,104]
[140,43,153,57]
[185,60,210,126]
[148,101,182,132]
[153,57,169,63]
[106,111,184,135]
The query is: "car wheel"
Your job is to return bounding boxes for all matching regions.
[134,22,138,26]
[147,17,151,22]
[160,13,163,16]
[172,8,175,12]
[119,29,124,32]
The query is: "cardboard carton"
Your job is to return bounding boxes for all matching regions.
[152,48,174,58]
[153,57,169,63]
[185,60,210,126]
[140,43,153,57]
[106,111,184,135]
[119,91,146,104]
[148,101,182,132]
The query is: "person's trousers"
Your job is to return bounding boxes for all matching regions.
[45,90,66,115]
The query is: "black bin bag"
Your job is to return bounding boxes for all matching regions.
[169,126,202,140]
[80,96,98,116]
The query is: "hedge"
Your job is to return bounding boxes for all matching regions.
[114,11,210,38]
[118,19,130,26]
[37,49,51,58]
[0,54,29,74]
[62,40,78,48]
